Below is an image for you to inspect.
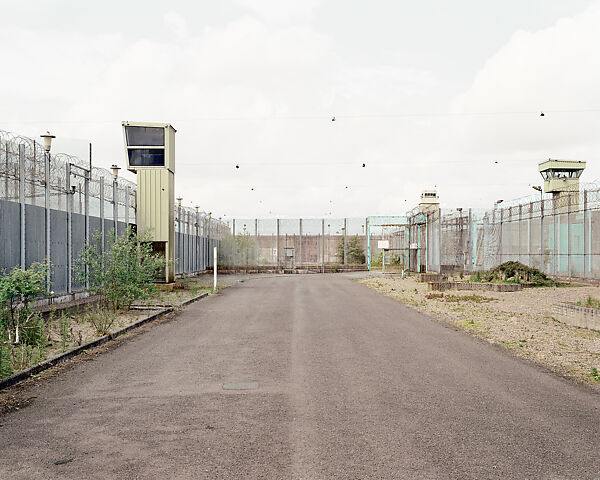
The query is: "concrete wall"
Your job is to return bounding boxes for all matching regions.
[553,303,600,332]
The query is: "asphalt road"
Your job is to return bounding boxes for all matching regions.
[0,274,599,479]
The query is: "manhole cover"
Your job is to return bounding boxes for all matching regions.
[222,382,259,390]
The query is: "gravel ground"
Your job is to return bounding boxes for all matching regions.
[360,274,600,390]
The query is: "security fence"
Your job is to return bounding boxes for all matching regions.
[0,129,225,294]
[219,218,370,270]
[401,189,600,279]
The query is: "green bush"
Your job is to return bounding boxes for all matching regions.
[0,261,49,345]
[479,261,555,287]
[77,227,165,312]
[336,235,366,264]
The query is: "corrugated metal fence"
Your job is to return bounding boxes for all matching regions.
[0,130,225,294]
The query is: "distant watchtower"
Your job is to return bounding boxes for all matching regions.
[538,159,586,211]
[419,189,440,213]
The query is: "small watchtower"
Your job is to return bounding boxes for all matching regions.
[419,189,440,213]
[538,159,585,211]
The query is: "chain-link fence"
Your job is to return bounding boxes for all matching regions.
[405,189,600,278]
[219,218,370,271]
[0,129,226,295]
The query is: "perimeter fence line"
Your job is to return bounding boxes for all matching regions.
[0,129,226,295]
[223,189,600,280]
[400,188,600,278]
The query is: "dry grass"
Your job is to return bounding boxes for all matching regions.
[361,274,600,389]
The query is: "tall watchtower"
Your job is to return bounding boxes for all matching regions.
[122,121,176,282]
[538,159,586,211]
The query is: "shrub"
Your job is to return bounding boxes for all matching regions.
[77,227,165,312]
[0,261,49,345]
[84,307,118,336]
[481,261,555,287]
[336,235,366,264]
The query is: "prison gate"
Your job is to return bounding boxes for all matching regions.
[0,130,226,295]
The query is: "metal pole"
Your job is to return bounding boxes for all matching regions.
[528,202,533,268]
[540,198,544,273]
[213,245,217,291]
[125,185,130,226]
[583,191,588,278]
[321,219,325,273]
[567,194,572,278]
[367,217,371,271]
[232,218,236,267]
[19,144,25,269]
[177,204,181,274]
[276,218,280,270]
[255,218,258,267]
[499,208,503,266]
[100,176,105,253]
[343,218,347,266]
[299,218,303,267]
[425,213,429,273]
[44,148,51,291]
[553,200,557,276]
[518,205,522,265]
[66,163,72,293]
[113,178,118,237]
[85,145,91,289]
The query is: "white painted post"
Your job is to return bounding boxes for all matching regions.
[213,245,218,292]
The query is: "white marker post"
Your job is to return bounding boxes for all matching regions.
[213,245,218,292]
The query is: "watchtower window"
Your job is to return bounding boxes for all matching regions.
[125,126,164,146]
[128,148,165,167]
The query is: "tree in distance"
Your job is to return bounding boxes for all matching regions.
[336,235,366,264]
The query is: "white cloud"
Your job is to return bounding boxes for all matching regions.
[440,1,600,207]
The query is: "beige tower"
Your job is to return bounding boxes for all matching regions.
[538,159,585,213]
[419,190,440,213]
[122,121,176,283]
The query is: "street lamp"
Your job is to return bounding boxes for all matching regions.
[40,131,55,292]
[110,165,120,235]
[532,185,543,203]
[40,131,55,152]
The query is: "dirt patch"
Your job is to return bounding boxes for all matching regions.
[361,275,600,390]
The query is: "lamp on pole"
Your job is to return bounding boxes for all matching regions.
[532,185,543,203]
[111,165,120,235]
[40,132,55,292]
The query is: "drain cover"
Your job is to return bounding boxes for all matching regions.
[222,382,259,390]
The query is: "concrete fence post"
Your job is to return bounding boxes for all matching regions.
[100,176,105,253]
[19,144,26,269]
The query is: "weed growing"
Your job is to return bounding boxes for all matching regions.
[84,308,118,336]
[577,296,600,309]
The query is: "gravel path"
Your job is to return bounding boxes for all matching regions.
[0,274,598,479]
[360,275,600,389]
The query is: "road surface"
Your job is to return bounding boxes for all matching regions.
[0,274,599,479]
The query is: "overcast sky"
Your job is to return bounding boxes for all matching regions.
[1,0,599,218]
